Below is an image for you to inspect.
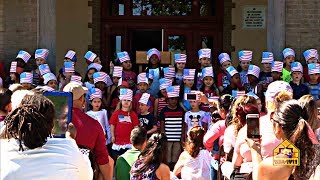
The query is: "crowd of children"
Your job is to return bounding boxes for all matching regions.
[2,47,320,179]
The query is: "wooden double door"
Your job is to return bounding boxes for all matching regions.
[101,0,224,71]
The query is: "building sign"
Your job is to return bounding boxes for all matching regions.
[273,139,300,166]
[243,6,266,29]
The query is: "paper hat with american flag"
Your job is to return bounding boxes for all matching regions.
[147,48,161,61]
[271,61,283,73]
[198,48,211,59]
[247,65,260,79]
[93,72,113,87]
[238,50,252,62]
[163,67,175,79]
[174,54,187,63]
[87,63,102,72]
[218,53,231,65]
[159,78,172,90]
[183,69,196,80]
[65,50,77,62]
[303,49,318,62]
[291,62,303,73]
[139,93,151,105]
[10,61,17,73]
[39,64,51,75]
[283,48,295,59]
[35,49,49,60]
[20,72,33,84]
[261,52,274,64]
[138,72,149,84]
[202,67,214,79]
[119,88,133,101]
[113,66,123,78]
[70,75,82,85]
[117,51,131,63]
[89,88,102,100]
[166,85,180,98]
[16,50,31,63]
[84,51,97,62]
[43,73,57,84]
[64,62,75,73]
[308,63,320,75]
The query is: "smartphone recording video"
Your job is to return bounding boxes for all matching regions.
[246,114,260,139]
[43,91,73,138]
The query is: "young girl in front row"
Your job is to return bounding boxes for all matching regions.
[200,66,219,112]
[109,88,139,160]
[86,88,112,152]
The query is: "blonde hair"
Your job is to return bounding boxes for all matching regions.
[115,100,132,112]
[266,91,292,112]
[230,95,257,135]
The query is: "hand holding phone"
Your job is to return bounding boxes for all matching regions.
[246,114,260,139]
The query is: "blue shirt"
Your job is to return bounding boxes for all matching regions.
[290,82,309,100]
[240,71,248,85]
[148,68,160,98]
[175,74,183,85]
[305,82,320,100]
[182,88,191,111]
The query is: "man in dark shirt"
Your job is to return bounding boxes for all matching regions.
[63,82,113,180]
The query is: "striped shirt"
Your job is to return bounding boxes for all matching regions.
[157,98,167,116]
[305,82,320,100]
[159,106,184,142]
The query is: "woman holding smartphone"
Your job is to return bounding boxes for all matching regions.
[247,100,319,180]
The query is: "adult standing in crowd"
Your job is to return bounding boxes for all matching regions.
[63,82,114,180]
[247,100,320,179]
[0,93,92,179]
[0,88,12,128]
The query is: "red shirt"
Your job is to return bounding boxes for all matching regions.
[72,108,109,165]
[217,72,227,87]
[109,109,139,145]
[132,93,155,114]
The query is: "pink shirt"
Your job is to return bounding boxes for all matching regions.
[203,120,226,151]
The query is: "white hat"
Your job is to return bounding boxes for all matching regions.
[303,49,318,62]
[16,50,31,63]
[65,50,77,62]
[43,73,57,84]
[202,67,214,79]
[163,67,175,79]
[238,50,252,62]
[166,86,180,98]
[147,48,161,61]
[283,48,295,59]
[35,49,49,60]
[226,66,239,78]
[137,72,148,84]
[38,64,51,76]
[271,61,283,72]
[198,48,211,59]
[63,82,88,100]
[84,51,97,62]
[119,88,133,101]
[113,66,123,78]
[20,72,33,84]
[87,63,102,72]
[64,62,75,73]
[261,52,274,64]
[10,61,17,73]
[308,63,320,75]
[247,65,260,79]
[174,54,187,64]
[159,78,172,90]
[183,69,196,80]
[290,62,303,73]
[117,51,130,63]
[89,88,102,100]
[70,75,82,85]
[139,93,151,105]
[218,53,231,65]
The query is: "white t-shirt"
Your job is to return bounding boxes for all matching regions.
[1,138,93,180]
[179,150,212,180]
[86,109,112,145]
